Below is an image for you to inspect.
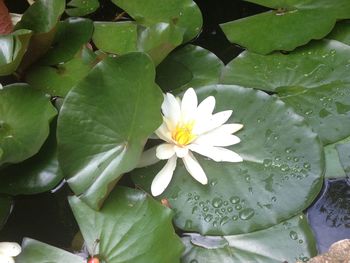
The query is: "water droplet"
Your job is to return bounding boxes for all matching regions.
[223,201,228,206]
[235,204,242,210]
[285,147,293,153]
[194,195,200,200]
[199,201,205,207]
[204,214,213,222]
[220,216,230,226]
[210,179,218,186]
[245,175,251,182]
[203,206,209,212]
[273,135,279,140]
[239,208,255,220]
[304,109,313,115]
[263,159,272,167]
[185,220,193,228]
[192,206,198,214]
[213,221,218,227]
[298,239,303,244]
[289,230,298,240]
[227,207,233,212]
[275,156,281,161]
[232,215,238,221]
[257,118,261,123]
[280,164,290,172]
[188,193,192,197]
[212,197,223,208]
[230,196,240,204]
[293,157,299,162]
[271,196,277,202]
[221,208,226,213]
[303,162,311,169]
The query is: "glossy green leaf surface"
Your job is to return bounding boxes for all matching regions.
[92,22,138,55]
[15,0,65,33]
[220,0,350,54]
[66,0,99,16]
[69,187,184,263]
[327,20,350,46]
[132,85,324,235]
[156,45,224,92]
[324,135,350,178]
[16,238,85,263]
[0,195,12,231]
[0,84,57,166]
[221,40,350,144]
[39,17,94,65]
[0,29,32,76]
[0,123,62,195]
[182,214,317,263]
[57,52,163,209]
[26,47,97,97]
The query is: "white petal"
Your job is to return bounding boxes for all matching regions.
[151,156,177,196]
[196,96,215,117]
[189,144,243,162]
[155,121,172,143]
[181,88,198,121]
[174,146,189,158]
[0,254,14,263]
[195,110,233,134]
[195,134,241,147]
[156,143,175,160]
[0,243,21,257]
[136,146,159,168]
[162,93,180,125]
[182,153,208,184]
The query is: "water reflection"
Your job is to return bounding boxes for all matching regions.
[307,179,350,253]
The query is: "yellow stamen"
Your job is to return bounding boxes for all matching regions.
[172,121,196,146]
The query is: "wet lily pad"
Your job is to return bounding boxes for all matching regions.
[0,123,62,195]
[66,0,99,17]
[0,84,57,166]
[0,29,32,76]
[220,0,350,54]
[132,85,324,235]
[182,214,317,263]
[221,39,350,144]
[16,238,85,263]
[327,20,350,46]
[57,52,163,209]
[26,46,98,97]
[156,45,224,92]
[324,136,350,179]
[39,17,94,65]
[337,143,350,176]
[69,187,184,263]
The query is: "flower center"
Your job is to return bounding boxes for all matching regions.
[172,121,196,146]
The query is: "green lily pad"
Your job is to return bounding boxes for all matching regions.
[220,0,350,54]
[15,0,65,34]
[0,123,62,195]
[92,22,138,55]
[182,214,317,263]
[0,195,12,231]
[111,0,202,42]
[327,20,350,46]
[0,29,32,76]
[69,187,184,263]
[57,52,163,209]
[39,17,94,65]
[337,142,350,176]
[0,84,57,166]
[324,135,350,178]
[66,0,99,17]
[156,45,224,92]
[221,39,350,144]
[132,85,324,235]
[26,47,98,97]
[16,238,85,263]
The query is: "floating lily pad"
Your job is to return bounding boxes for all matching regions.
[66,0,99,17]
[327,20,350,46]
[221,39,350,144]
[69,187,184,263]
[0,84,57,166]
[92,22,138,55]
[0,29,32,76]
[156,45,224,92]
[0,195,12,231]
[57,52,163,209]
[337,143,350,176]
[132,85,324,235]
[220,0,350,54]
[182,214,317,263]
[324,135,350,179]
[26,47,98,97]
[16,238,85,263]
[0,123,62,195]
[39,17,94,65]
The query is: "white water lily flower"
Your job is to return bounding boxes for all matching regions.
[147,88,243,196]
[0,242,21,263]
